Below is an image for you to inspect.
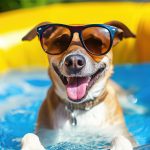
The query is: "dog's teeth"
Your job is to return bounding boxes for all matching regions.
[67,77,70,82]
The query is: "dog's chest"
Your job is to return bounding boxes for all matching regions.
[55,103,108,130]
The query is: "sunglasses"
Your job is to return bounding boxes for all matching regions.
[37,24,118,56]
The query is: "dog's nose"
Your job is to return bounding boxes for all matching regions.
[65,54,86,73]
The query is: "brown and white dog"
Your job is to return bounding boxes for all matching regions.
[21,21,136,150]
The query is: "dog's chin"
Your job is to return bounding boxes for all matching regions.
[53,64,106,103]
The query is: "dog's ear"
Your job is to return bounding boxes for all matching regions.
[105,20,136,46]
[22,22,50,41]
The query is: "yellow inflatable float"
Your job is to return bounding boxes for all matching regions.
[0,2,150,73]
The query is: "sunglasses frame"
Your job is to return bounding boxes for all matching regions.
[37,24,118,56]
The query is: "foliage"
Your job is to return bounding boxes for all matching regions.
[0,0,68,12]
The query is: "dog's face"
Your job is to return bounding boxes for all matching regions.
[48,33,113,103]
[22,21,135,104]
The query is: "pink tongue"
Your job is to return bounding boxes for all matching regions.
[66,77,90,101]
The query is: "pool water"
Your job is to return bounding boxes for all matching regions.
[0,64,150,149]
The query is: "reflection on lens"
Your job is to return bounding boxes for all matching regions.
[82,27,111,55]
[41,26,71,54]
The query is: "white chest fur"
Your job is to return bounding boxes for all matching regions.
[59,102,107,130]
[49,102,122,146]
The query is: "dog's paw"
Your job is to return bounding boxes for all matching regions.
[111,135,133,150]
[21,133,45,150]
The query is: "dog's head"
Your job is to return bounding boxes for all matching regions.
[22,21,135,104]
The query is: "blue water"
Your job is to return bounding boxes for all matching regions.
[0,64,150,149]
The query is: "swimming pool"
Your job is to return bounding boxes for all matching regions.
[0,64,150,149]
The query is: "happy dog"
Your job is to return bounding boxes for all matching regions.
[21,21,136,150]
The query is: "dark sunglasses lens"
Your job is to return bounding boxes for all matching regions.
[41,26,71,54]
[82,27,111,55]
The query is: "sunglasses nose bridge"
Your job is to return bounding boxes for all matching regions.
[71,32,81,42]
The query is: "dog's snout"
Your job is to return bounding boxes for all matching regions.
[65,54,86,73]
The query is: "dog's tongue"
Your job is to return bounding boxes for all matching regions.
[66,77,90,101]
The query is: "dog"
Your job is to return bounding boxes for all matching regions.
[21,21,136,150]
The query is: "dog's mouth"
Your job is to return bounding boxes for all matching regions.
[53,64,106,103]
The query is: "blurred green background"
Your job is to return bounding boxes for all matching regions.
[0,0,67,12]
[0,0,149,12]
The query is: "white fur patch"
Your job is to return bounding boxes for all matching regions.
[84,78,106,101]
[62,102,107,129]
[83,56,110,101]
